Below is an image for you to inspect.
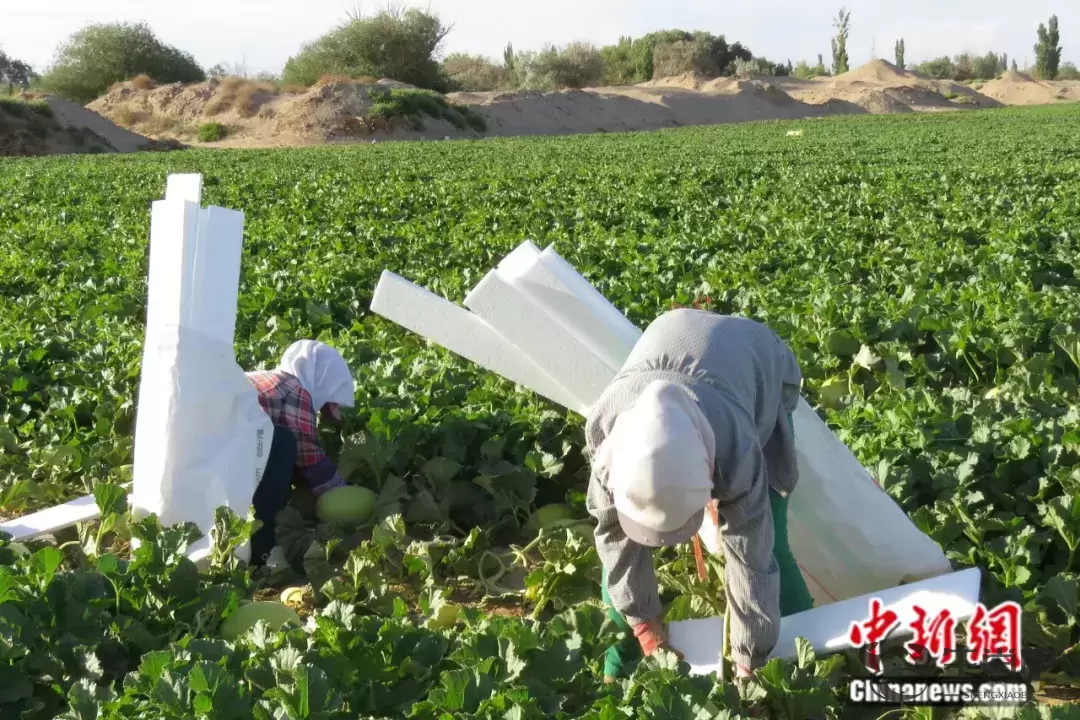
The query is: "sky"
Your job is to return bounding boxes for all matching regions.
[2,0,1075,77]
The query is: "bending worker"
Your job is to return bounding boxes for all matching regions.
[585,308,815,682]
[245,339,356,564]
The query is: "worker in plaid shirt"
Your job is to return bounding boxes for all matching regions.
[245,340,356,563]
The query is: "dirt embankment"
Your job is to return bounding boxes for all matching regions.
[8,59,1080,156]
[0,97,118,157]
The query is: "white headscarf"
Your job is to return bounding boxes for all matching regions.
[277,340,356,411]
[595,380,716,546]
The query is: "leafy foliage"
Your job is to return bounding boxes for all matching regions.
[895,39,906,70]
[1035,15,1063,81]
[368,87,486,132]
[0,45,36,93]
[282,7,452,91]
[3,104,1080,716]
[514,43,605,91]
[39,22,205,103]
[198,122,227,142]
[831,7,851,75]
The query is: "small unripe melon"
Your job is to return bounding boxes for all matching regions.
[220,601,301,640]
[526,503,575,532]
[315,485,376,526]
[424,603,461,630]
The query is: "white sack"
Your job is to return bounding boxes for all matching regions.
[131,325,272,563]
[699,397,952,605]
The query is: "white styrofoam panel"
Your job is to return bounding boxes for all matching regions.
[145,199,199,338]
[165,174,203,205]
[496,240,542,272]
[370,270,583,412]
[190,206,244,346]
[496,244,642,374]
[463,270,614,411]
[0,494,101,542]
[667,568,981,678]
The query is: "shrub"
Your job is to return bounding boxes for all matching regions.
[130,73,155,90]
[517,42,604,90]
[282,7,451,91]
[367,87,486,132]
[442,53,510,92]
[40,22,204,103]
[644,32,751,80]
[915,56,956,80]
[793,59,827,79]
[198,121,227,141]
[651,41,697,78]
[1058,62,1080,81]
[600,37,637,86]
[732,57,784,79]
[233,83,269,117]
[0,96,54,120]
[25,99,53,119]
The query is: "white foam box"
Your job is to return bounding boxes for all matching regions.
[495,243,642,375]
[370,270,583,412]
[667,567,982,679]
[464,259,615,413]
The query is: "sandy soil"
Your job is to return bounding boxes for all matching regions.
[978,70,1080,105]
[44,97,157,153]
[9,59,1080,155]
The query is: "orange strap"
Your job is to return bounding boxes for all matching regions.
[692,534,707,580]
[692,501,722,582]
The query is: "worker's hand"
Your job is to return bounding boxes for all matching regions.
[734,664,754,679]
[322,403,342,422]
[632,618,683,659]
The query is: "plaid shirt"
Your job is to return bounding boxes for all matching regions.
[247,369,345,496]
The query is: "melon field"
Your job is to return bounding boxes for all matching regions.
[1,104,1079,719]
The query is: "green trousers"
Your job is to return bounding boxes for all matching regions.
[602,412,814,679]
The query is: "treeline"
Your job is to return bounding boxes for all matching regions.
[441,32,793,93]
[1,6,1073,104]
[906,51,1078,81]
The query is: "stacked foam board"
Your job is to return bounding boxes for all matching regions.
[371,241,641,415]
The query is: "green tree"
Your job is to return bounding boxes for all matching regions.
[282,6,452,90]
[915,56,955,79]
[504,42,515,72]
[600,37,637,85]
[0,47,36,93]
[441,53,509,92]
[894,38,905,69]
[816,53,827,75]
[831,7,851,75]
[516,42,604,90]
[39,22,204,103]
[1034,15,1062,80]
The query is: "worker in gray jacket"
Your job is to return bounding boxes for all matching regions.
[586,309,816,681]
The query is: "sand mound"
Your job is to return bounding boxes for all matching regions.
[833,59,917,86]
[637,72,714,91]
[89,77,477,148]
[978,73,1080,105]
